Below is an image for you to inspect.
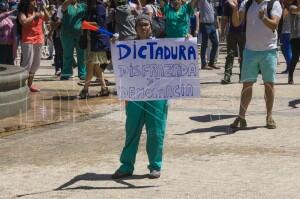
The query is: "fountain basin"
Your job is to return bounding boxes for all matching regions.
[0,65,30,119]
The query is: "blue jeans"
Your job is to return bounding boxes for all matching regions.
[289,38,300,79]
[200,23,219,67]
[280,33,292,71]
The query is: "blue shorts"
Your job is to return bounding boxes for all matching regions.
[241,48,277,83]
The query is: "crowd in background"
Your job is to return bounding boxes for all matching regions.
[0,0,300,92]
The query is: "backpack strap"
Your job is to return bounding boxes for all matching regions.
[244,0,253,32]
[267,0,277,18]
[245,0,253,15]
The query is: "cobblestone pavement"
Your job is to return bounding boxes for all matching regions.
[0,52,300,199]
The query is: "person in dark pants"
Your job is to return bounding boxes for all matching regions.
[0,3,15,65]
[280,0,292,74]
[48,1,63,76]
[288,0,300,84]
[221,0,245,84]
[198,0,220,70]
[53,33,63,75]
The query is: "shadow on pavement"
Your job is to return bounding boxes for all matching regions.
[55,173,155,191]
[176,125,265,138]
[16,173,155,198]
[289,99,300,108]
[209,125,265,139]
[190,114,236,122]
[274,83,300,85]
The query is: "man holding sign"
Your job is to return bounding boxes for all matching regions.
[112,14,169,179]
[111,13,200,179]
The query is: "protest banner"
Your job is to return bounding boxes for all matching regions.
[111,38,200,101]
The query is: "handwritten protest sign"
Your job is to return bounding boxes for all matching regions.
[111,38,200,101]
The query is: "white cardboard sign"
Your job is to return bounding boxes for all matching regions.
[111,38,200,101]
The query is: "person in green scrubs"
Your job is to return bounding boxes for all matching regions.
[112,14,168,179]
[60,0,86,80]
[161,0,198,38]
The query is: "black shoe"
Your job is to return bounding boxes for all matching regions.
[208,63,221,69]
[111,170,132,179]
[55,71,61,76]
[201,65,213,70]
[78,89,89,99]
[46,56,53,60]
[288,77,294,84]
[221,76,231,84]
[79,76,86,81]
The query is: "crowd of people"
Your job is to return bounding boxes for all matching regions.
[0,0,299,87]
[0,0,300,178]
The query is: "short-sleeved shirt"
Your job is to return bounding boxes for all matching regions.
[197,0,215,24]
[163,3,194,38]
[87,2,110,52]
[290,5,300,38]
[223,0,245,33]
[240,0,282,51]
[21,13,44,44]
[61,3,87,36]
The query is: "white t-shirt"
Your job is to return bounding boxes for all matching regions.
[240,0,282,51]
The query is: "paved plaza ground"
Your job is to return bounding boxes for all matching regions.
[0,50,300,199]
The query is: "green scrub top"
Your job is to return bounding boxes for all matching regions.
[61,3,87,36]
[162,3,194,38]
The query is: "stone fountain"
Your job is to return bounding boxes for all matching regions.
[0,65,30,119]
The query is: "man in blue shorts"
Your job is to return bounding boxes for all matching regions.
[227,0,282,129]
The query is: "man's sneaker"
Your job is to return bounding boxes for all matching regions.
[230,117,247,129]
[201,65,213,70]
[221,76,231,84]
[111,170,132,179]
[288,76,294,84]
[55,71,61,76]
[148,170,161,179]
[208,63,221,69]
[29,85,40,92]
[266,116,276,129]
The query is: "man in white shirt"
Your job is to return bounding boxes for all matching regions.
[228,0,282,129]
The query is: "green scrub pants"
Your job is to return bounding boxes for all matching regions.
[60,33,86,79]
[118,100,168,174]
